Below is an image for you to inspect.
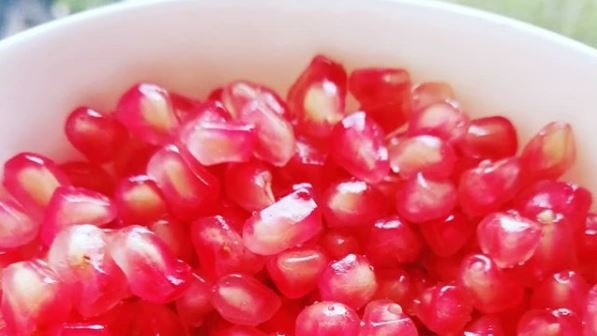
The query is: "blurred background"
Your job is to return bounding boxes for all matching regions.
[1,0,596,47]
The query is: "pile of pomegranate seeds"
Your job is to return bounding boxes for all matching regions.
[0,54,595,336]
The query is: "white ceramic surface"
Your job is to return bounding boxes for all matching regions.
[0,0,596,195]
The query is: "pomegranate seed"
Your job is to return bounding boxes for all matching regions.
[146,144,220,221]
[517,308,582,336]
[295,301,360,336]
[114,175,168,225]
[1,260,72,336]
[420,212,474,257]
[459,158,523,216]
[321,178,389,228]
[531,271,589,313]
[242,187,322,255]
[465,315,506,336]
[579,213,597,260]
[211,273,281,326]
[3,152,70,215]
[584,286,597,336]
[388,134,456,179]
[266,247,328,298]
[459,116,518,161]
[411,82,456,111]
[213,325,267,336]
[395,172,457,223]
[148,217,194,263]
[477,211,542,268]
[0,199,37,249]
[330,111,389,183]
[44,322,111,336]
[40,186,116,246]
[414,283,473,334]
[59,161,115,195]
[224,161,275,212]
[278,137,328,187]
[170,91,203,122]
[359,299,418,336]
[408,102,469,143]
[373,268,423,314]
[365,216,423,267]
[175,272,213,328]
[111,137,157,177]
[64,107,127,163]
[320,229,362,259]
[348,67,412,132]
[47,225,129,317]
[131,302,189,336]
[191,216,264,278]
[116,83,180,145]
[319,254,377,310]
[459,254,525,313]
[221,80,288,119]
[108,225,192,303]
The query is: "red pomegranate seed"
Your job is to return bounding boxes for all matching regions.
[114,175,168,225]
[411,81,456,111]
[40,186,116,246]
[295,301,360,336]
[517,308,582,336]
[108,225,192,303]
[45,322,110,336]
[477,211,542,268]
[359,299,418,336]
[211,273,281,326]
[1,260,72,336]
[64,107,127,163]
[420,212,474,257]
[521,122,576,181]
[580,213,597,261]
[414,283,473,334]
[584,286,597,336]
[287,55,347,138]
[242,187,322,255]
[320,230,362,260]
[59,161,115,195]
[266,247,328,299]
[47,225,129,317]
[365,216,423,267]
[531,270,589,313]
[169,91,203,122]
[221,80,288,119]
[175,272,213,328]
[408,102,469,143]
[115,83,180,145]
[374,268,423,314]
[319,254,377,310]
[348,67,412,132]
[465,315,506,336]
[278,137,328,187]
[3,152,70,215]
[321,178,389,228]
[146,144,220,221]
[330,111,389,183]
[224,161,275,212]
[131,302,189,336]
[0,199,38,249]
[148,217,194,263]
[459,116,518,161]
[395,172,457,223]
[459,158,523,216]
[459,254,525,313]
[111,137,157,177]
[388,134,456,179]
[191,216,264,278]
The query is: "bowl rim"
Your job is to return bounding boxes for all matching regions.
[1,0,596,58]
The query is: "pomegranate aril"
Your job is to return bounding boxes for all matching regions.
[148,217,194,263]
[459,157,523,216]
[517,308,582,336]
[395,172,457,223]
[191,216,264,278]
[115,83,180,145]
[40,186,116,245]
[359,299,418,336]
[365,216,423,267]
[175,272,213,328]
[531,270,589,313]
[146,144,220,221]
[132,302,189,336]
[459,254,525,313]
[320,229,362,260]
[64,106,127,163]
[224,161,275,212]
[584,285,597,336]
[319,253,377,310]
[221,80,288,119]
[414,283,473,334]
[59,161,115,195]
[278,137,328,187]
[266,247,328,298]
[295,301,360,336]
[330,111,390,183]
[210,273,281,326]
[0,198,38,249]
[477,211,542,268]
[373,268,421,313]
[580,213,597,260]
[3,152,70,215]
[420,212,474,257]
[465,315,506,336]
[45,322,111,336]
[112,137,157,177]
[321,178,389,228]
[349,67,412,132]
[520,122,576,181]
[389,134,456,179]
[408,102,469,143]
[242,187,322,255]
[1,259,72,336]
[411,81,457,111]
[114,175,168,225]
[108,225,192,303]
[170,91,203,122]
[459,116,518,161]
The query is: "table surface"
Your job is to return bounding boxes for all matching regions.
[1,0,597,48]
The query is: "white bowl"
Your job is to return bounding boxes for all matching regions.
[0,0,596,195]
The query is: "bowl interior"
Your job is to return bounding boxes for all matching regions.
[0,0,596,198]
